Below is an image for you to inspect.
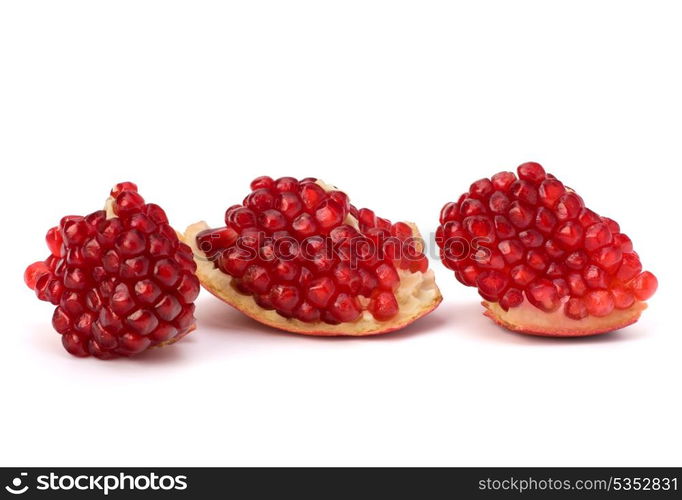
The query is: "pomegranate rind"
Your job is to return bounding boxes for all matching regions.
[184,221,442,336]
[482,300,647,337]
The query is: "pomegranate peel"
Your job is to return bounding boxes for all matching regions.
[184,177,442,336]
[482,300,646,337]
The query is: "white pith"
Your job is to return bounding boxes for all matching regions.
[182,180,442,335]
[104,197,116,218]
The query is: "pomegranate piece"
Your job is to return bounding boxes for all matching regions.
[437,162,657,337]
[25,182,200,358]
[185,177,442,336]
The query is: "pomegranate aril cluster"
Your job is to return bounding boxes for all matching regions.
[24,182,200,358]
[196,176,429,324]
[436,162,657,319]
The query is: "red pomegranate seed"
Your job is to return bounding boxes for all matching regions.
[584,222,613,251]
[583,264,608,289]
[517,162,546,183]
[526,279,560,312]
[258,209,288,232]
[538,179,566,208]
[300,183,327,211]
[246,189,275,211]
[111,182,138,197]
[518,229,543,248]
[460,198,486,217]
[307,276,336,308]
[593,245,623,274]
[118,332,151,355]
[328,293,361,322]
[62,333,88,357]
[584,290,615,317]
[614,233,633,252]
[46,227,63,256]
[228,207,258,230]
[555,193,583,221]
[275,177,299,193]
[292,213,318,237]
[272,260,299,282]
[128,213,157,234]
[315,199,345,230]
[499,287,524,311]
[554,221,584,250]
[440,202,459,223]
[508,201,534,228]
[269,284,300,315]
[477,270,509,301]
[390,222,413,240]
[369,290,400,321]
[491,171,516,191]
[153,258,181,287]
[25,261,50,289]
[498,239,524,264]
[196,227,238,258]
[241,265,271,294]
[629,271,657,300]
[358,268,378,296]
[114,191,146,218]
[126,309,159,336]
[329,191,350,213]
[535,207,557,233]
[545,239,565,259]
[408,255,429,273]
[564,297,588,320]
[145,204,169,225]
[510,180,538,205]
[578,208,601,228]
[295,301,321,323]
[250,176,275,191]
[375,263,400,291]
[276,192,304,219]
[510,265,536,287]
[332,262,361,294]
[149,323,178,342]
[565,250,588,270]
[611,287,635,310]
[616,252,642,282]
[131,279,160,306]
[115,230,146,257]
[357,208,375,228]
[155,295,182,321]
[489,191,511,214]
[567,273,588,296]
[469,178,494,199]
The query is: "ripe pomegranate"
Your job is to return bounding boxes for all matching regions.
[436,162,657,336]
[184,176,442,335]
[24,182,200,358]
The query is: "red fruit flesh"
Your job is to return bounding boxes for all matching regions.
[25,182,200,358]
[437,162,657,337]
[185,177,442,336]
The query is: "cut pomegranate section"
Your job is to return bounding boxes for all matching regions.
[25,182,200,358]
[184,177,442,336]
[436,162,657,337]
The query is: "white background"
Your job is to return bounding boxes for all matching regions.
[1,1,680,466]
